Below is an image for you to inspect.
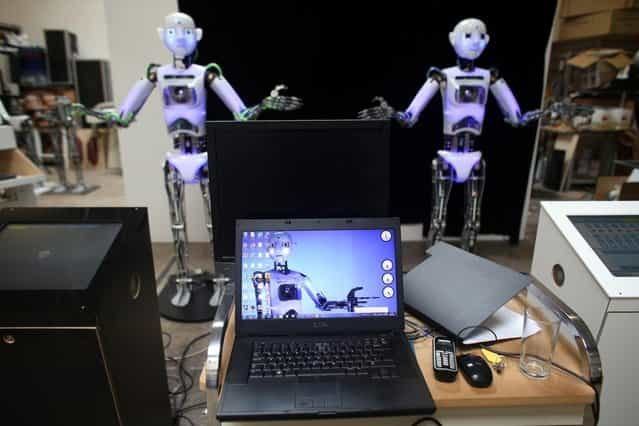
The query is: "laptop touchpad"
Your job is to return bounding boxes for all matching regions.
[295,381,342,409]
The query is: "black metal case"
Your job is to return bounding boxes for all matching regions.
[0,207,172,426]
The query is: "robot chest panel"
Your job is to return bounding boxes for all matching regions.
[269,272,304,302]
[159,77,205,107]
[445,72,489,106]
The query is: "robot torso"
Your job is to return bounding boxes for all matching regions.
[441,66,490,136]
[157,64,207,138]
[256,269,308,319]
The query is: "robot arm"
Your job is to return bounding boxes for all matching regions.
[489,68,522,126]
[116,64,159,125]
[403,67,443,126]
[205,63,250,120]
[358,68,441,127]
[300,274,328,309]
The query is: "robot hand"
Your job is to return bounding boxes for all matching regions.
[517,109,545,127]
[544,101,595,124]
[262,85,303,112]
[358,96,395,120]
[235,85,303,121]
[358,97,415,127]
[70,103,134,127]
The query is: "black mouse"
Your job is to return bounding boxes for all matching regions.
[458,354,493,388]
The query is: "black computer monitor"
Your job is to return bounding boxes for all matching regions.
[207,120,391,262]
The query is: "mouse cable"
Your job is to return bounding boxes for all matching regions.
[412,416,443,426]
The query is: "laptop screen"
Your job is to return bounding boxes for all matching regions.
[240,228,399,320]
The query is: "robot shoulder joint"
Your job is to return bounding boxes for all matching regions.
[427,67,445,83]
[205,63,224,82]
[490,67,501,84]
[146,63,161,83]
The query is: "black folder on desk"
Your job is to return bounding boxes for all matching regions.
[404,242,530,339]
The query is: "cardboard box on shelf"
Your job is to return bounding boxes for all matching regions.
[566,49,634,89]
[561,0,639,18]
[558,9,639,40]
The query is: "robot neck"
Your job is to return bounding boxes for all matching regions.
[457,57,476,72]
[274,261,289,274]
[173,54,194,70]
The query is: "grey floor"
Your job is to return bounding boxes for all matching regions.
[28,169,595,425]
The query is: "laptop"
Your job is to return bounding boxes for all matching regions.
[217,217,435,421]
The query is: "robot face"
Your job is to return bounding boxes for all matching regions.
[158,12,203,59]
[449,18,490,61]
[267,232,293,263]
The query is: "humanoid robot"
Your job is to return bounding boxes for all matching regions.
[0,97,40,169]
[359,18,542,251]
[72,12,302,319]
[252,232,377,319]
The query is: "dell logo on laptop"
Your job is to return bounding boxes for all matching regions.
[313,321,328,328]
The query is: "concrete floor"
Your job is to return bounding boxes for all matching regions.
[25,169,595,425]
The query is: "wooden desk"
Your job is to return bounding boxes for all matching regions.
[202,306,595,426]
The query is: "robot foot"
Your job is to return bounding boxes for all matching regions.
[426,225,445,248]
[171,281,192,307]
[461,227,478,253]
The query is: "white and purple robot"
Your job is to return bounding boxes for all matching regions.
[252,232,376,319]
[359,18,542,251]
[73,12,302,311]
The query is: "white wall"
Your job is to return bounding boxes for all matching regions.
[0,0,110,59]
[104,0,209,243]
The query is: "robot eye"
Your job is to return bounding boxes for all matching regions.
[480,34,486,40]
[186,29,192,35]
[284,242,290,247]
[465,33,471,39]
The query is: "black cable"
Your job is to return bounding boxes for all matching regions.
[174,414,195,426]
[412,416,443,426]
[176,402,207,414]
[176,332,212,414]
[405,318,431,342]
[163,331,172,350]
[455,325,498,345]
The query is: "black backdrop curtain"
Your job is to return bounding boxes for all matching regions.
[179,1,557,241]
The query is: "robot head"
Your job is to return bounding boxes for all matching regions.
[449,18,490,61]
[157,12,202,59]
[267,232,293,264]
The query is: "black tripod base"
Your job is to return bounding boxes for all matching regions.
[158,273,218,323]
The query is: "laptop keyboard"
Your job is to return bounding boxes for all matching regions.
[249,336,399,380]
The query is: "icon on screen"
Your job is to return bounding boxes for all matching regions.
[382,259,393,271]
[382,273,394,285]
[380,230,392,242]
[383,287,395,298]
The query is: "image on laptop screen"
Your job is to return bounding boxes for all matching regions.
[240,228,398,320]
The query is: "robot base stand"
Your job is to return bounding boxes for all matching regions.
[158,272,218,322]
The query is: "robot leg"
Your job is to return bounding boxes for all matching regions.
[199,165,214,244]
[66,127,88,193]
[426,157,454,247]
[50,130,69,193]
[461,159,486,252]
[198,165,223,307]
[164,160,191,307]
